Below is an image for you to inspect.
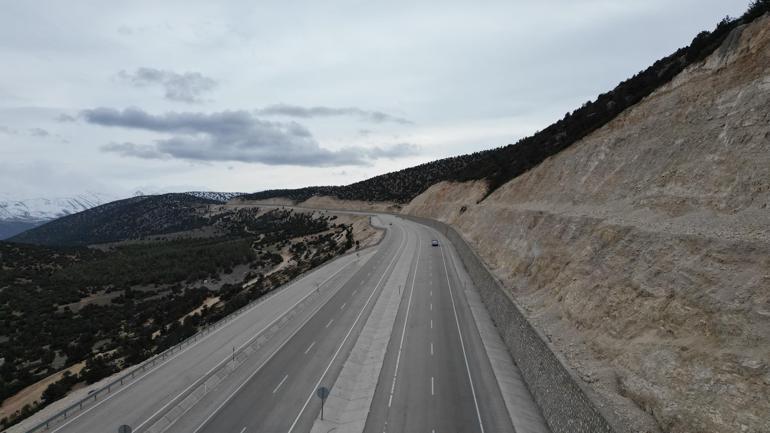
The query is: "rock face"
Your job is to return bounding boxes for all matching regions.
[404,16,770,433]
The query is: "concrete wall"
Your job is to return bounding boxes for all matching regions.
[404,214,620,433]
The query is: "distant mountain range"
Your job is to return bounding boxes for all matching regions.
[0,192,115,239]
[0,192,115,222]
[0,191,244,240]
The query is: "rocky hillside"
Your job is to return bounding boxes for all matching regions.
[239,9,770,433]
[404,14,770,433]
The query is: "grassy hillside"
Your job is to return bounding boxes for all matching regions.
[242,3,769,204]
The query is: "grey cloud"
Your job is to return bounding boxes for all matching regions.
[29,128,50,137]
[255,104,413,125]
[359,142,419,158]
[55,113,77,122]
[0,126,18,135]
[86,107,418,166]
[100,142,169,159]
[117,68,217,103]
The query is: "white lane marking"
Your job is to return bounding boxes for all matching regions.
[326,318,334,328]
[188,259,369,433]
[304,341,316,354]
[430,303,432,311]
[53,252,359,433]
[430,290,432,297]
[287,224,409,432]
[439,241,486,433]
[430,319,433,329]
[431,376,434,396]
[240,428,247,433]
[386,234,423,408]
[340,302,347,310]
[187,233,400,433]
[273,374,289,394]
[430,342,434,356]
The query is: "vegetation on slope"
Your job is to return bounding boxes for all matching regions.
[0,208,356,429]
[241,2,770,204]
[9,193,220,246]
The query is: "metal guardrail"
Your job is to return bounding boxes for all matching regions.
[22,240,383,433]
[24,289,271,433]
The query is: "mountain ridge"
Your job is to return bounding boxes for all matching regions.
[8,194,222,246]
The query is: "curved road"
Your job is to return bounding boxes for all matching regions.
[34,213,543,433]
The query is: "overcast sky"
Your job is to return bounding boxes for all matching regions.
[0,0,748,199]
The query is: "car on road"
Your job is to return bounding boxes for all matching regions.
[431,239,439,247]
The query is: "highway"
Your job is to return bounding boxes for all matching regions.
[363,220,514,433]
[35,213,540,433]
[169,216,414,433]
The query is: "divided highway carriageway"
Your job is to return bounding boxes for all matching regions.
[31,213,548,433]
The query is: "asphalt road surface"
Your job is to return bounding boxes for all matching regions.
[39,213,524,433]
[178,215,414,433]
[363,219,514,433]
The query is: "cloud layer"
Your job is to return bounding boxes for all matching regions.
[84,107,417,166]
[255,104,413,124]
[117,68,217,103]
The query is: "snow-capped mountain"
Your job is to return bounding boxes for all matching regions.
[0,191,245,239]
[0,192,115,222]
[0,192,116,239]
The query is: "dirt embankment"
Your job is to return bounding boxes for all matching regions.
[233,196,402,214]
[298,196,402,213]
[404,16,770,433]
[0,362,85,422]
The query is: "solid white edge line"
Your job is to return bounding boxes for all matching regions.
[439,241,486,433]
[134,257,360,433]
[51,251,360,433]
[384,227,422,413]
[187,268,353,433]
[286,221,410,433]
[187,238,397,433]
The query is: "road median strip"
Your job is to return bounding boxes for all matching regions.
[309,228,415,433]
